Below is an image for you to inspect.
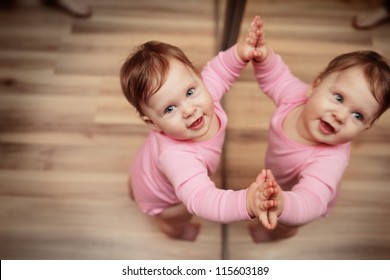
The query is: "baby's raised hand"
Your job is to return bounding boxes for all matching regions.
[236,16,263,62]
[251,16,271,63]
[263,170,284,229]
[254,180,278,230]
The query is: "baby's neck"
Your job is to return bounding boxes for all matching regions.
[283,105,318,146]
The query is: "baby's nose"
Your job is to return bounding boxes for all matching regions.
[333,109,347,123]
[182,102,196,118]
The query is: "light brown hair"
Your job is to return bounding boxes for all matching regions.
[316,50,390,123]
[120,41,201,116]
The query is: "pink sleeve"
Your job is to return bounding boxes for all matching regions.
[159,148,252,223]
[279,152,349,225]
[252,52,307,105]
[201,44,247,101]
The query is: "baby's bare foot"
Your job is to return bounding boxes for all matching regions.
[352,6,389,30]
[248,222,298,243]
[180,222,201,241]
[248,223,274,243]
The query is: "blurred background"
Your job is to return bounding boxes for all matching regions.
[0,0,389,259]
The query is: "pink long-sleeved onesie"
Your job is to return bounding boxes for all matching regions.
[253,53,350,226]
[130,45,252,223]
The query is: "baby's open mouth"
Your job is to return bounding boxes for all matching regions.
[190,117,203,129]
[320,120,335,134]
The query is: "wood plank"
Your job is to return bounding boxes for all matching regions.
[1,0,389,260]
[225,0,390,259]
[0,0,221,259]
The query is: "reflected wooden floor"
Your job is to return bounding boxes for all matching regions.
[0,0,389,260]
[225,0,390,259]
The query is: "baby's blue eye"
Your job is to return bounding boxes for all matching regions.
[186,88,195,97]
[352,112,364,121]
[334,94,343,103]
[164,105,175,114]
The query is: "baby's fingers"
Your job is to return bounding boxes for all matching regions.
[258,199,275,211]
[265,169,275,181]
[263,183,276,198]
[267,210,278,230]
[255,169,267,184]
[258,211,272,230]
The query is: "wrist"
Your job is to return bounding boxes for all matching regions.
[276,190,284,217]
[254,46,273,64]
[234,46,249,63]
[245,183,257,218]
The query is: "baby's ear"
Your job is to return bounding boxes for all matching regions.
[141,116,161,132]
[307,78,321,96]
[312,78,321,88]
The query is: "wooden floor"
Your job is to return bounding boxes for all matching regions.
[0,0,389,260]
